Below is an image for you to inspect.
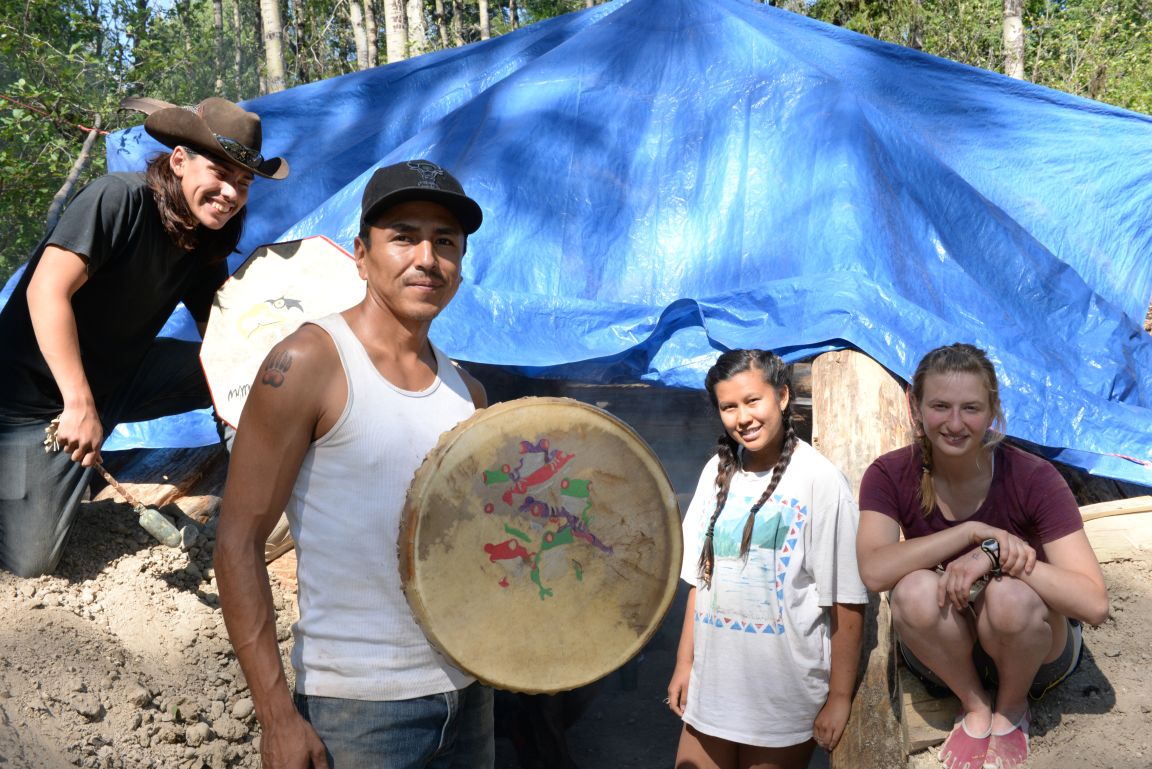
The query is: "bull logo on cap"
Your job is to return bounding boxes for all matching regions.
[407,160,446,189]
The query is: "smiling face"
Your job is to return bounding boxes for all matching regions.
[713,369,790,472]
[913,371,995,461]
[170,146,252,230]
[353,200,465,326]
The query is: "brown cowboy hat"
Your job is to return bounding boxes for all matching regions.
[123,96,289,180]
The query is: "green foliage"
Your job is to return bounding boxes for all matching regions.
[0,0,129,285]
[1026,0,1152,114]
[802,0,1152,114]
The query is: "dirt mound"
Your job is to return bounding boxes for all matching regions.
[0,498,294,769]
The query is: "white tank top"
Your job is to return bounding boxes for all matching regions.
[288,313,476,700]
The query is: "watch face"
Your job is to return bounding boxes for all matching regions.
[982,538,999,553]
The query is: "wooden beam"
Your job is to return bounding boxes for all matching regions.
[1080,495,1152,522]
[811,350,910,769]
[897,663,957,753]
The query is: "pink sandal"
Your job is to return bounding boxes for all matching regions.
[940,715,992,769]
[983,711,1030,769]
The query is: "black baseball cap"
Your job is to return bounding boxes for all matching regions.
[360,160,483,235]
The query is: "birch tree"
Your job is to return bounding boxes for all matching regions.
[407,0,429,56]
[213,0,225,92]
[349,0,371,69]
[232,0,244,95]
[1002,0,1024,79]
[384,0,408,61]
[259,0,287,91]
[364,0,379,66]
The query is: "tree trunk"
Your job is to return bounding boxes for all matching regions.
[908,0,923,51]
[259,0,287,92]
[508,0,517,30]
[176,0,193,54]
[406,0,428,56]
[433,0,449,48]
[349,0,371,70]
[478,0,490,40]
[256,7,267,93]
[364,0,379,67]
[1002,0,1025,80]
[384,0,408,62]
[232,0,244,97]
[46,116,102,233]
[450,0,464,46]
[213,0,225,93]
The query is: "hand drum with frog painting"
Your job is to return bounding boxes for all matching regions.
[399,397,682,693]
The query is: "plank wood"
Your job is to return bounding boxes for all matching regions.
[1080,495,1152,522]
[897,662,958,753]
[811,351,910,769]
[1083,510,1152,563]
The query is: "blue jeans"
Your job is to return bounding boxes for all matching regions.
[0,338,211,577]
[294,683,495,769]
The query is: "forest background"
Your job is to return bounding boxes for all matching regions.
[1,0,1150,286]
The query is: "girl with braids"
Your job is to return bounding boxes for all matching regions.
[857,343,1108,769]
[667,349,868,769]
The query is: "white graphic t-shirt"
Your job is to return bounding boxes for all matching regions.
[679,439,868,747]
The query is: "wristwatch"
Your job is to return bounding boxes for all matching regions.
[980,538,1002,577]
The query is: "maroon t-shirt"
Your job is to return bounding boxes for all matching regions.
[859,443,1083,564]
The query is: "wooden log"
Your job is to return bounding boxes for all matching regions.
[811,350,910,769]
[810,351,911,497]
[96,445,228,523]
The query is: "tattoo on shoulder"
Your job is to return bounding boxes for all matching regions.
[261,351,292,388]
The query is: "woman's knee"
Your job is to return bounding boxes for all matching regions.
[979,577,1047,635]
[889,570,944,629]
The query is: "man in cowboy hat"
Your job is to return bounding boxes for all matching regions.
[215,160,493,769]
[0,96,288,578]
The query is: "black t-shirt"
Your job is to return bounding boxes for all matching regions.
[0,173,229,418]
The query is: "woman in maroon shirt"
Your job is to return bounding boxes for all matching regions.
[857,343,1107,769]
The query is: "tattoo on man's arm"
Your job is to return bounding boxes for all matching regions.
[261,351,292,388]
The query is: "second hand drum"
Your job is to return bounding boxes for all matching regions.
[400,396,682,694]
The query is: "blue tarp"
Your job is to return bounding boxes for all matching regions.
[9,0,1152,484]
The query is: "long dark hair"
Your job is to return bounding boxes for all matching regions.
[697,349,798,588]
[910,343,1006,516]
[145,148,245,263]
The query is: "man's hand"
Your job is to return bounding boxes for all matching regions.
[260,713,330,769]
[54,405,104,467]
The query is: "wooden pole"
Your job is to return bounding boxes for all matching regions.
[45,114,102,233]
[811,350,911,769]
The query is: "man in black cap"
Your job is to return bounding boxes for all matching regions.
[215,160,493,769]
[0,96,288,577]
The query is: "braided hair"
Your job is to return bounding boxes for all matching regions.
[697,349,799,589]
[910,343,1006,516]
